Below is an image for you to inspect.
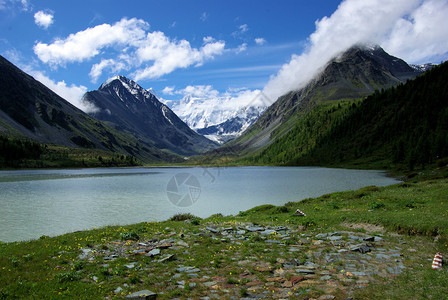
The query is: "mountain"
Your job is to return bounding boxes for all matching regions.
[244,61,448,169]
[0,55,179,163]
[82,76,218,156]
[163,93,268,144]
[217,45,424,156]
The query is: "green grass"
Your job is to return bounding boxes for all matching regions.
[0,178,447,299]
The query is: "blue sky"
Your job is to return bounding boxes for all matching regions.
[1,0,448,112]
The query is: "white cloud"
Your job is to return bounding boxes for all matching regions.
[162,86,175,95]
[34,10,54,29]
[236,43,248,53]
[89,59,127,83]
[239,24,249,33]
[203,36,215,44]
[232,24,249,38]
[29,70,98,113]
[34,18,149,66]
[264,0,448,101]
[200,12,209,21]
[133,32,225,80]
[0,0,29,11]
[175,85,220,99]
[381,0,448,63]
[34,17,226,82]
[255,38,266,46]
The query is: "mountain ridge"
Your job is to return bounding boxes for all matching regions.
[0,55,181,164]
[83,76,218,156]
[216,45,424,157]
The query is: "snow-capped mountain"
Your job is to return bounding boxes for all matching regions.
[163,91,270,144]
[410,63,437,72]
[82,76,218,155]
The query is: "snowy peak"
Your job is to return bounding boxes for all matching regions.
[99,75,158,106]
[82,77,218,155]
[410,63,437,72]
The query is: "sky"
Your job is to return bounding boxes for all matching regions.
[1,0,448,113]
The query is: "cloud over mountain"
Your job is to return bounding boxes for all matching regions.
[264,0,448,101]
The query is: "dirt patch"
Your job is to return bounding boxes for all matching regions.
[341,222,385,233]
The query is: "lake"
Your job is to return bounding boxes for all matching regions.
[0,166,400,242]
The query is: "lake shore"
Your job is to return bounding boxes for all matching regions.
[1,176,447,299]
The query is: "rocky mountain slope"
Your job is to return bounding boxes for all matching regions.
[219,45,424,156]
[0,55,180,163]
[83,76,218,156]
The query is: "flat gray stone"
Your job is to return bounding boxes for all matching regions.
[124,263,136,269]
[114,287,123,294]
[125,290,157,299]
[328,236,342,241]
[315,233,328,239]
[145,249,161,257]
[206,227,220,234]
[176,266,200,273]
[203,281,217,287]
[246,226,265,232]
[261,230,277,235]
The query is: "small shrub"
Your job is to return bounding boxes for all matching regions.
[238,211,248,216]
[56,271,79,283]
[227,278,239,285]
[120,231,140,241]
[329,201,340,209]
[359,185,380,192]
[301,218,316,228]
[240,288,249,297]
[10,257,19,267]
[272,206,289,213]
[169,213,199,221]
[72,260,85,271]
[209,213,224,218]
[190,218,201,225]
[100,268,112,277]
[370,201,385,210]
[22,253,34,262]
[128,275,140,284]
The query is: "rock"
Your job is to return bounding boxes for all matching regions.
[282,280,293,288]
[125,263,136,269]
[260,230,277,236]
[350,244,371,253]
[246,280,264,287]
[114,287,123,294]
[265,240,281,244]
[203,281,217,287]
[328,236,342,241]
[176,240,189,247]
[290,275,305,285]
[78,248,94,259]
[125,290,157,299]
[246,226,264,232]
[92,276,98,282]
[176,266,200,273]
[158,254,174,262]
[206,227,220,234]
[315,233,328,239]
[145,249,161,257]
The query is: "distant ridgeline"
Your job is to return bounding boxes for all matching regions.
[242,61,448,170]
